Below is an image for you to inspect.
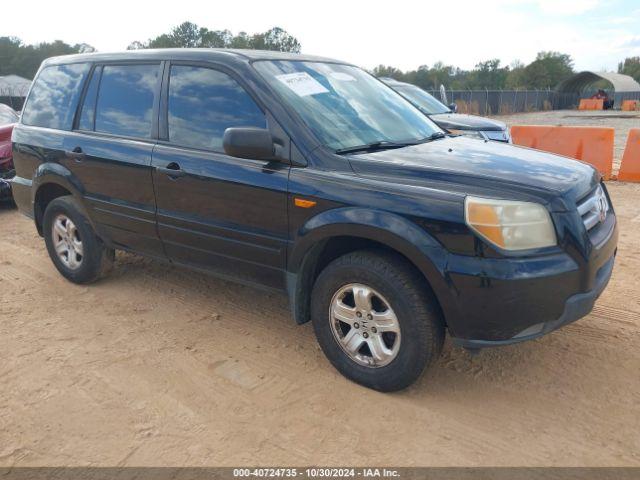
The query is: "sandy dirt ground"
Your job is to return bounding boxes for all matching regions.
[0,183,639,467]
[493,109,640,175]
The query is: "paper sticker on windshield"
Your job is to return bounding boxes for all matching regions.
[276,72,329,97]
[329,72,356,82]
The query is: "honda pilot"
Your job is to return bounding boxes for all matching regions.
[11,49,618,391]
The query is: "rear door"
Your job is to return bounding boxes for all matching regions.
[68,62,164,257]
[151,63,290,290]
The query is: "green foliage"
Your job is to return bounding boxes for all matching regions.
[0,37,92,79]
[128,22,301,53]
[521,51,574,88]
[372,52,575,90]
[505,60,526,89]
[466,59,508,89]
[618,57,640,82]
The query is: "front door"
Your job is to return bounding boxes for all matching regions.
[151,64,290,290]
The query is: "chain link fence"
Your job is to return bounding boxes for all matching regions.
[425,89,640,116]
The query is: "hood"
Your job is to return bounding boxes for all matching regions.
[430,113,506,132]
[347,136,597,205]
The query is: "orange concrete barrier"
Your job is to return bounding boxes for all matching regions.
[578,99,604,110]
[621,100,639,111]
[617,129,640,182]
[511,125,613,180]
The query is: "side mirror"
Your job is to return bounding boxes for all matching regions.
[223,127,275,160]
[448,103,458,113]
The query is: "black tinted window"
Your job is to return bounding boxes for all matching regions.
[168,66,265,150]
[95,64,158,138]
[22,63,90,130]
[78,66,101,131]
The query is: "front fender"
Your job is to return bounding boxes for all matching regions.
[291,207,446,274]
[288,207,456,326]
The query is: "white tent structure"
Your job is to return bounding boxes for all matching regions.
[0,75,32,97]
[556,71,640,94]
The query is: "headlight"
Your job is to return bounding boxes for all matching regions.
[448,129,485,139]
[465,196,557,251]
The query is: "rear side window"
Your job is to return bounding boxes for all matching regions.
[22,63,90,130]
[94,64,159,138]
[167,65,265,151]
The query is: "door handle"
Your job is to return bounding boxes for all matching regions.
[156,162,186,178]
[65,147,86,162]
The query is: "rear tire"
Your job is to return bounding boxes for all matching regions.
[43,196,114,284]
[311,249,444,392]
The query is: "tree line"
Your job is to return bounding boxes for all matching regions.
[0,22,300,79]
[373,52,576,90]
[377,54,640,91]
[1,21,639,93]
[0,37,95,79]
[127,22,300,53]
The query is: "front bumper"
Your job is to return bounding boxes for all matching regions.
[452,253,615,348]
[446,212,618,348]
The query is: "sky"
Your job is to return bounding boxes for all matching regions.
[4,0,640,73]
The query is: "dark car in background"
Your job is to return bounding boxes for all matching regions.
[0,103,19,201]
[11,50,617,391]
[381,77,511,142]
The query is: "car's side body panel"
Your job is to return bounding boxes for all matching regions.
[62,132,162,257]
[152,144,290,290]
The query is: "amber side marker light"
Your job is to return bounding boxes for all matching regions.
[294,198,317,208]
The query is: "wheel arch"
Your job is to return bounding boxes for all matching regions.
[287,207,453,327]
[32,163,88,235]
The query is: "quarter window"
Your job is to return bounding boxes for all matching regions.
[94,64,159,138]
[22,63,90,130]
[168,66,266,151]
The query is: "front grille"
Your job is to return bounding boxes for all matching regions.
[577,184,609,231]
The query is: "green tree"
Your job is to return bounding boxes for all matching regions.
[505,60,526,89]
[522,51,574,89]
[618,57,640,83]
[200,30,233,48]
[427,62,457,89]
[251,27,301,53]
[467,59,509,89]
[371,64,404,79]
[129,22,301,52]
[0,36,90,79]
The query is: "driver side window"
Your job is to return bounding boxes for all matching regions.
[167,65,266,151]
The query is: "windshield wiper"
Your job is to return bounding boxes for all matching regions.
[334,133,446,155]
[334,141,416,155]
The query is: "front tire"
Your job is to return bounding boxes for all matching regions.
[43,196,114,284]
[311,250,444,392]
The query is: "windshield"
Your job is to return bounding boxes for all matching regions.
[395,85,451,115]
[253,60,442,151]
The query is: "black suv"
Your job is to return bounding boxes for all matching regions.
[11,49,618,391]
